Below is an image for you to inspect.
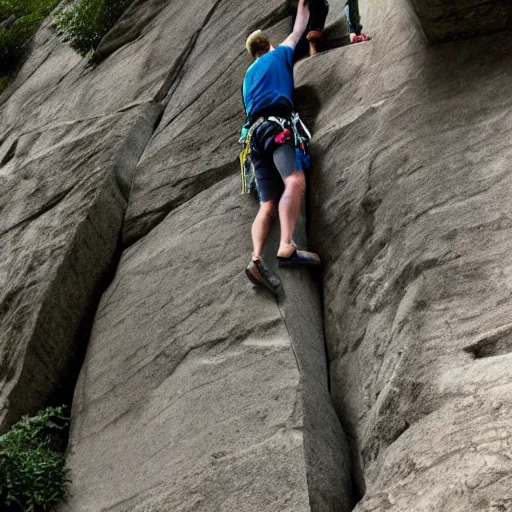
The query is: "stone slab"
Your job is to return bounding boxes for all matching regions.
[294,0,512,508]
[0,104,160,431]
[65,178,352,511]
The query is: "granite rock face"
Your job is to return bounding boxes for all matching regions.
[65,179,353,511]
[407,0,512,43]
[0,0,286,431]
[2,0,353,510]
[0,0,219,431]
[1,0,512,510]
[294,0,512,509]
[0,105,159,431]
[64,0,353,510]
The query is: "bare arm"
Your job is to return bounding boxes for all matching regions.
[281,0,310,50]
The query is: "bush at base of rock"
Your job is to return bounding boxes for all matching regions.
[54,0,134,58]
[0,406,70,511]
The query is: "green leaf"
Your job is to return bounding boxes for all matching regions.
[0,406,71,511]
[53,0,134,57]
[0,0,59,78]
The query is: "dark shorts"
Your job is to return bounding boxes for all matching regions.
[251,121,299,203]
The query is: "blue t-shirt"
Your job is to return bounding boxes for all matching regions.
[242,45,294,118]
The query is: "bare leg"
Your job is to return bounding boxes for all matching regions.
[277,171,305,257]
[251,200,274,260]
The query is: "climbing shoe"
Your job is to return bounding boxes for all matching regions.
[245,259,281,294]
[277,249,321,267]
[350,33,370,44]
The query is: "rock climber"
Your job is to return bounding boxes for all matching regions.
[296,0,370,59]
[241,0,321,294]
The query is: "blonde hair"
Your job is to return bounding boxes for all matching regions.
[245,30,271,59]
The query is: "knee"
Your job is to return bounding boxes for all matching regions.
[259,200,275,218]
[284,171,306,193]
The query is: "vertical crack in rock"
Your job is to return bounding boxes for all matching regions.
[0,139,17,167]
[291,0,512,508]
[153,31,203,104]
[275,276,356,512]
[257,213,355,511]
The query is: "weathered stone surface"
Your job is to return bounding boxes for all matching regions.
[0,104,160,431]
[294,0,512,508]
[65,178,352,511]
[0,0,231,432]
[407,0,512,43]
[1,0,281,431]
[3,0,512,508]
[122,4,290,245]
[63,1,353,509]
[1,0,261,133]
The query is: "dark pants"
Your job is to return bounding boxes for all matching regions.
[346,0,363,35]
[292,0,363,62]
[309,0,330,32]
[293,0,329,63]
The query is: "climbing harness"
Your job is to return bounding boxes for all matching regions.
[239,112,312,195]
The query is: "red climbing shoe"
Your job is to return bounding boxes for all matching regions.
[350,33,370,44]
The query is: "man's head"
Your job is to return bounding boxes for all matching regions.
[246,30,271,59]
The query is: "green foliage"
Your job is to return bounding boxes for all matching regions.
[0,0,59,82]
[0,406,70,512]
[54,0,133,58]
[0,75,9,93]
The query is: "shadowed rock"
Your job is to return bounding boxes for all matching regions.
[407,0,512,43]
